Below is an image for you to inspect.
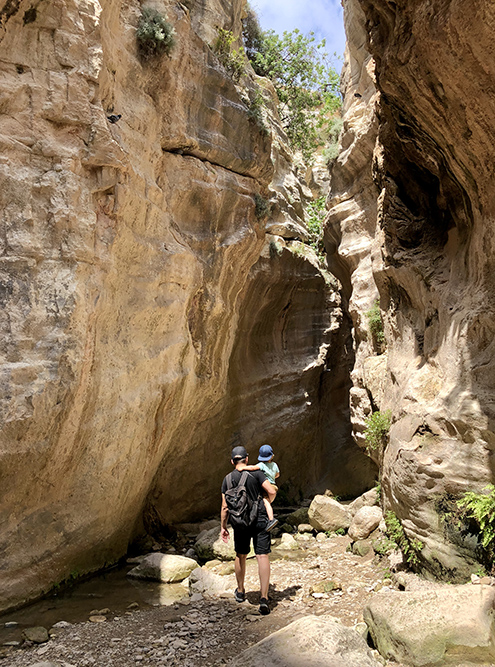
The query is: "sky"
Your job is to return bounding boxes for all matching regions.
[249,0,346,61]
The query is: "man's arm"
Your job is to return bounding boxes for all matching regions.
[261,479,276,503]
[220,493,229,542]
[243,464,260,471]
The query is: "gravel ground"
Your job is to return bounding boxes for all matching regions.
[1,534,408,666]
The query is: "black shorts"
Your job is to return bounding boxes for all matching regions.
[233,517,271,556]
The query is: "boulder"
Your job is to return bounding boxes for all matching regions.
[274,533,299,550]
[189,567,235,598]
[352,540,372,557]
[349,488,380,516]
[298,523,314,533]
[127,553,197,583]
[364,585,495,666]
[22,626,49,643]
[228,615,382,667]
[348,506,383,541]
[308,495,351,532]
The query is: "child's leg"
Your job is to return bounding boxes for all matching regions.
[263,497,274,521]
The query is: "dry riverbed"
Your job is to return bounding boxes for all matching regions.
[1,534,410,667]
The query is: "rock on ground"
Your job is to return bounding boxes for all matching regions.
[308,496,351,533]
[189,567,235,598]
[126,553,197,583]
[348,506,383,541]
[364,584,495,666]
[227,615,383,667]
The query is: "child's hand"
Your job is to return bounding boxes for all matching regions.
[220,527,229,543]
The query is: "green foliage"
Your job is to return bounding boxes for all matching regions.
[326,527,346,537]
[375,481,382,503]
[373,537,395,556]
[364,410,391,453]
[385,511,424,566]
[214,28,245,82]
[269,240,283,258]
[136,8,175,61]
[366,299,385,349]
[247,89,269,136]
[322,116,343,164]
[458,485,495,551]
[242,17,341,160]
[254,193,270,220]
[305,196,326,261]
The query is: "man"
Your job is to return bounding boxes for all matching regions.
[221,445,276,615]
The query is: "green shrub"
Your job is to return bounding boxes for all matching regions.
[136,8,175,61]
[254,193,270,220]
[322,116,343,164]
[364,410,391,453]
[247,89,269,136]
[366,299,385,349]
[242,14,341,161]
[214,28,245,82]
[269,240,283,258]
[458,485,495,551]
[385,511,424,566]
[305,196,326,261]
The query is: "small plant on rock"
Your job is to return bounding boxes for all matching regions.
[214,28,245,82]
[458,485,495,553]
[366,299,385,351]
[385,511,424,567]
[247,89,269,136]
[254,193,270,220]
[269,240,283,258]
[364,410,391,454]
[136,8,176,61]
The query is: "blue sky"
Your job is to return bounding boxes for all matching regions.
[249,0,346,60]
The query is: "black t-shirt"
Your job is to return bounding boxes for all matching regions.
[221,469,268,521]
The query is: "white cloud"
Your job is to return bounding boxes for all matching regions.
[249,0,345,58]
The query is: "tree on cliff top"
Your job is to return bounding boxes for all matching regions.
[242,5,341,160]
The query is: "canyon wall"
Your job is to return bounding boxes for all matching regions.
[330,0,495,579]
[0,0,375,610]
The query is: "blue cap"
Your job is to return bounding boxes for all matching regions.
[258,444,274,462]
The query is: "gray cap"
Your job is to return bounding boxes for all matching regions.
[231,446,248,460]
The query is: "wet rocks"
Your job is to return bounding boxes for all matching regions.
[127,553,198,583]
[308,495,351,533]
[21,627,49,644]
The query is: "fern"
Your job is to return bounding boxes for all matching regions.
[458,485,495,550]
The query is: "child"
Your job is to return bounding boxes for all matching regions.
[245,444,280,531]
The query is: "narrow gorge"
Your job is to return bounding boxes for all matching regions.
[1,0,495,658]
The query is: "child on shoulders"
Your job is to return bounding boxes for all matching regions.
[245,444,280,531]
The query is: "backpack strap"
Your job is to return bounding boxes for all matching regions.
[225,472,234,491]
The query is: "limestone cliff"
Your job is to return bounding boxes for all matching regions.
[330,0,495,579]
[0,0,376,611]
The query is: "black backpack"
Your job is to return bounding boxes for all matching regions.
[224,471,260,528]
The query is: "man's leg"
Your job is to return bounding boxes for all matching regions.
[235,553,247,593]
[256,554,270,599]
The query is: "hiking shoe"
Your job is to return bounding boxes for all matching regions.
[234,588,245,603]
[259,597,270,615]
[266,518,278,532]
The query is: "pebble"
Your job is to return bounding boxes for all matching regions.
[4,621,19,628]
[88,616,107,623]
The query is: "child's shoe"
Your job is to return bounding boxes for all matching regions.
[266,518,278,532]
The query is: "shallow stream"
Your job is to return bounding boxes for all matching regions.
[0,563,189,646]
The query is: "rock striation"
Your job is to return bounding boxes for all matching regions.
[0,0,376,611]
[329,0,495,579]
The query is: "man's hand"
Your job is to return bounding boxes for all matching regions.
[221,527,230,543]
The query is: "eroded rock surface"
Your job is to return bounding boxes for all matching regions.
[329,0,495,578]
[0,0,377,611]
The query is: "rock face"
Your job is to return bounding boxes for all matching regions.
[328,0,495,577]
[228,615,382,667]
[0,0,376,610]
[364,586,495,666]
